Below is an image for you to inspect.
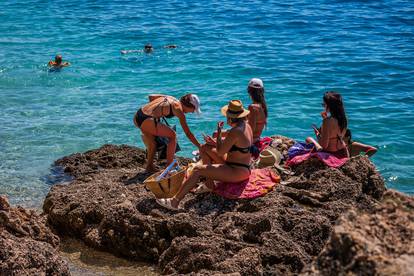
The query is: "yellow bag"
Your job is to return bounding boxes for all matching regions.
[143,167,186,198]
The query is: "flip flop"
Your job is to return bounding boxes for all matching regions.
[156,198,179,211]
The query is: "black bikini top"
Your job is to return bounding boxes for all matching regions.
[165,103,174,118]
[154,97,175,119]
[229,144,251,153]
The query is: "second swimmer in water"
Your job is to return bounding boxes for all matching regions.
[134,93,201,172]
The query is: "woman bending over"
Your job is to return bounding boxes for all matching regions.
[157,100,253,210]
[134,93,201,172]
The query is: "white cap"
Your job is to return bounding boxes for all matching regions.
[189,94,201,115]
[248,78,264,89]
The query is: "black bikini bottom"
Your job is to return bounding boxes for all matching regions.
[135,108,152,128]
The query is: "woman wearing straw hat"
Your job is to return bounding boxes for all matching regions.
[156,100,253,210]
[134,93,202,172]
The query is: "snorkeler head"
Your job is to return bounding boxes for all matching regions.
[144,44,153,53]
[323,91,348,131]
[247,78,268,118]
[180,94,201,114]
[55,55,62,64]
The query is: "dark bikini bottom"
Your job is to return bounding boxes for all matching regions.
[135,108,152,128]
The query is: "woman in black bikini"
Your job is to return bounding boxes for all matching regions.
[134,94,201,172]
[157,100,253,210]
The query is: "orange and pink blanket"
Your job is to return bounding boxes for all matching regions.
[213,168,280,199]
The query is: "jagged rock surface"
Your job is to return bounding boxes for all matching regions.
[302,190,414,276]
[0,195,69,275]
[42,139,412,275]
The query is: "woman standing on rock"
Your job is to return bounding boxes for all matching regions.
[156,100,253,210]
[306,91,349,157]
[134,94,201,172]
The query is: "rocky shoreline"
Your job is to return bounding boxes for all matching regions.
[0,195,69,275]
[1,136,413,275]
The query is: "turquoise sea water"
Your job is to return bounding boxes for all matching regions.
[0,0,413,207]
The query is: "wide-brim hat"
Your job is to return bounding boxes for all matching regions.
[221,100,250,118]
[256,146,282,168]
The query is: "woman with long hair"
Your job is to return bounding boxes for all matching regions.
[247,78,268,141]
[134,93,201,172]
[306,91,348,157]
[156,100,253,210]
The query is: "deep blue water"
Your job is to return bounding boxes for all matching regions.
[0,0,413,207]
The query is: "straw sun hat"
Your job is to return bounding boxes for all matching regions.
[221,100,250,118]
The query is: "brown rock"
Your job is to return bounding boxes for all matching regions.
[41,141,412,275]
[302,190,414,276]
[0,196,69,275]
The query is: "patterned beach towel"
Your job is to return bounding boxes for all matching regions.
[286,151,348,168]
[213,168,280,199]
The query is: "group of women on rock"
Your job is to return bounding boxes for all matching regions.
[133,79,377,210]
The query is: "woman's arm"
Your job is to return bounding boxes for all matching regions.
[247,105,258,135]
[216,127,237,157]
[176,110,201,148]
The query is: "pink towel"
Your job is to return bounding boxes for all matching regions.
[213,168,280,199]
[286,151,348,168]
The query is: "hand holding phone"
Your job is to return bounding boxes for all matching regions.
[202,133,216,145]
[312,124,320,138]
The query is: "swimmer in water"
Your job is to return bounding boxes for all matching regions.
[120,44,177,54]
[48,55,70,68]
[144,43,153,53]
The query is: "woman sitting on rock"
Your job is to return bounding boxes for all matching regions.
[156,100,253,210]
[306,91,349,157]
[134,94,201,172]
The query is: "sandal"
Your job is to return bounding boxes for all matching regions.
[194,183,212,194]
[156,198,179,210]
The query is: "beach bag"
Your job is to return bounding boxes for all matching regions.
[155,118,181,159]
[143,166,186,198]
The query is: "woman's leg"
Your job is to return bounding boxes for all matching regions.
[170,163,250,208]
[199,144,226,189]
[306,137,322,151]
[200,144,225,164]
[140,118,177,166]
[141,133,156,172]
[141,118,177,164]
